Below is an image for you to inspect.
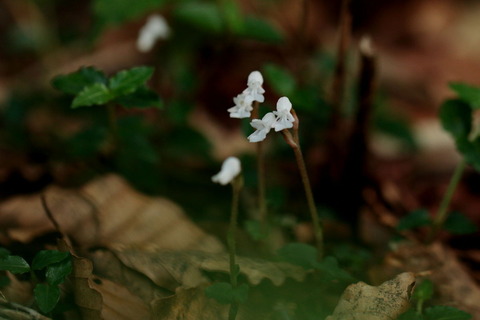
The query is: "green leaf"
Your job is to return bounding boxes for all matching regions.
[46,258,73,285]
[456,137,480,171]
[32,250,70,270]
[412,279,434,302]
[221,0,244,33]
[263,64,296,96]
[444,211,477,235]
[276,243,317,269]
[450,82,480,109]
[174,3,223,34]
[93,0,165,26]
[439,99,472,142]
[240,16,284,43]
[109,66,154,96]
[0,255,30,274]
[0,248,10,258]
[65,125,109,159]
[205,282,249,305]
[244,220,269,241]
[396,209,432,231]
[52,67,107,95]
[34,283,60,314]
[398,309,424,320]
[115,86,162,108]
[72,83,113,108]
[314,256,355,282]
[424,306,472,320]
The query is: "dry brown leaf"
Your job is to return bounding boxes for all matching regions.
[0,174,223,253]
[326,272,415,320]
[71,255,103,320]
[114,250,306,291]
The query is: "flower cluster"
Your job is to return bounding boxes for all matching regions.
[228,71,265,119]
[247,96,295,143]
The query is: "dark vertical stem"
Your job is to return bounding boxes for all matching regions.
[107,104,118,151]
[251,101,267,225]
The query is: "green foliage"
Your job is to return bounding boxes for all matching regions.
[0,255,30,274]
[93,0,166,26]
[205,282,249,305]
[276,243,317,269]
[72,83,114,108]
[34,283,61,313]
[116,87,163,108]
[263,64,297,96]
[412,279,434,303]
[449,82,480,109]
[398,309,424,320]
[174,3,224,34]
[32,250,70,270]
[314,256,355,283]
[396,209,432,231]
[424,306,472,320]
[220,0,244,33]
[444,211,477,235]
[46,259,73,286]
[109,67,154,96]
[439,99,472,142]
[240,16,284,43]
[52,67,107,95]
[244,220,269,241]
[0,248,10,258]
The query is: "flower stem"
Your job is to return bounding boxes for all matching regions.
[107,104,119,151]
[429,159,466,242]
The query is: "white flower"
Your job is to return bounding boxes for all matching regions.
[243,71,265,103]
[212,157,241,185]
[228,93,254,118]
[273,97,295,132]
[137,14,170,53]
[247,112,276,143]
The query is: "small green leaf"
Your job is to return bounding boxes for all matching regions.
[72,83,113,108]
[263,64,296,96]
[52,66,107,95]
[109,66,154,96]
[205,282,249,305]
[240,16,284,43]
[424,306,472,320]
[32,250,70,270]
[450,82,480,109]
[412,279,434,302]
[444,211,477,235]
[439,99,472,142]
[396,209,432,231]
[175,3,223,34]
[46,258,73,285]
[34,283,60,314]
[245,220,269,241]
[456,138,480,171]
[314,256,355,282]
[115,86,162,108]
[0,255,30,274]
[398,309,424,320]
[276,243,317,269]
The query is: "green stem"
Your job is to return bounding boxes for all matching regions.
[429,159,466,241]
[107,104,118,151]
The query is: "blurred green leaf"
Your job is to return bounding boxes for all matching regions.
[449,82,480,109]
[398,309,424,320]
[174,3,223,34]
[221,0,244,33]
[412,279,434,302]
[93,0,166,25]
[263,64,296,96]
[456,137,480,171]
[46,258,73,286]
[32,250,70,270]
[0,248,10,258]
[424,306,472,320]
[314,256,355,282]
[276,243,317,269]
[109,66,154,96]
[116,86,162,108]
[72,83,113,108]
[205,282,249,305]
[444,211,477,235]
[52,67,107,95]
[34,283,60,314]
[0,255,30,274]
[245,220,269,241]
[240,16,284,43]
[396,209,432,231]
[439,99,472,142]
[374,112,417,149]
[65,126,108,159]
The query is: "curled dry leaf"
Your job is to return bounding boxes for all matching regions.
[0,174,224,253]
[326,272,415,320]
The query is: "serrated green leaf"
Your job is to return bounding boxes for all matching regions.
[276,243,317,269]
[396,209,432,231]
[263,64,296,96]
[398,309,424,320]
[93,0,165,26]
[444,211,477,235]
[32,250,70,270]
[413,279,434,302]
[46,258,73,285]
[52,67,107,95]
[72,83,113,108]
[205,282,249,305]
[34,283,60,314]
[439,99,472,142]
[240,15,284,43]
[0,255,30,274]
[450,82,480,109]
[109,66,154,96]
[115,86,162,108]
[424,306,472,320]
[174,3,223,34]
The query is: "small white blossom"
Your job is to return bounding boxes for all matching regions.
[247,112,276,143]
[273,96,295,132]
[228,93,254,118]
[212,157,242,185]
[243,71,265,103]
[137,14,170,53]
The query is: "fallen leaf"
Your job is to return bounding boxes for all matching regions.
[326,272,415,320]
[0,296,51,320]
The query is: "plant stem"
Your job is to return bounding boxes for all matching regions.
[429,159,466,241]
[107,104,118,151]
[251,101,267,229]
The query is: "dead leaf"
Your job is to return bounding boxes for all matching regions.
[0,174,224,253]
[71,255,103,320]
[326,272,415,320]
[0,296,51,320]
